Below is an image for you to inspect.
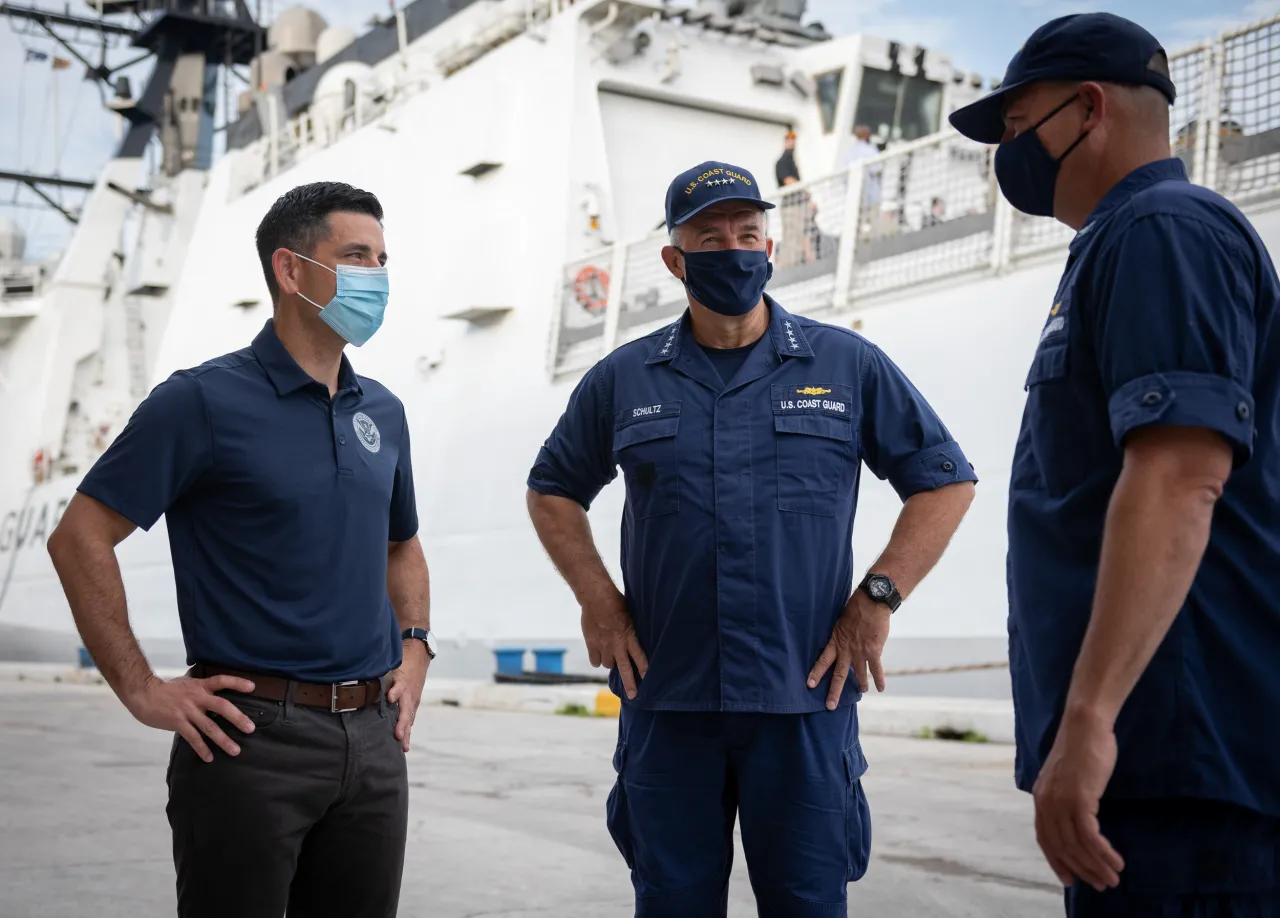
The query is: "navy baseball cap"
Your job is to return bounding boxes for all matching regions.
[665,161,775,232]
[949,12,1176,145]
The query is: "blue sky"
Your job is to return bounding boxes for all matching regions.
[808,0,1280,80]
[2,0,1276,258]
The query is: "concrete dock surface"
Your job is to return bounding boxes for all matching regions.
[0,680,1063,917]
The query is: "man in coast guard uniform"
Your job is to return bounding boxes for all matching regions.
[951,13,1280,916]
[525,162,978,916]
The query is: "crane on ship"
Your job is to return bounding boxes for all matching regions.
[0,1,264,226]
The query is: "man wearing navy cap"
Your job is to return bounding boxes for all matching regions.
[526,162,977,915]
[951,12,1280,916]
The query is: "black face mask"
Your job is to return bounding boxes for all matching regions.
[994,93,1091,217]
[675,247,773,316]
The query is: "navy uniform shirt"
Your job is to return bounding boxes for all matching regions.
[78,319,419,683]
[1008,158,1280,816]
[529,296,977,712]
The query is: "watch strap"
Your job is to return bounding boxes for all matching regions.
[859,573,902,612]
[401,627,436,658]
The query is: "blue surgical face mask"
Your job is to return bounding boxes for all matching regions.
[994,93,1090,218]
[291,251,389,347]
[675,247,773,317]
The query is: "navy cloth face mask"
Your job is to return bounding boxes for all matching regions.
[994,94,1090,218]
[676,247,773,317]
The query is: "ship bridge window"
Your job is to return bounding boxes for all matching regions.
[815,69,844,134]
[854,66,943,142]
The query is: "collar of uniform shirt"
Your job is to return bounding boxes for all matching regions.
[644,295,815,365]
[1070,158,1188,252]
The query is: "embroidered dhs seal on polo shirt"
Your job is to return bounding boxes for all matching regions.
[353,412,381,453]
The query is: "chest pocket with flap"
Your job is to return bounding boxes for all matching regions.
[613,402,681,519]
[772,384,856,516]
[1019,291,1082,496]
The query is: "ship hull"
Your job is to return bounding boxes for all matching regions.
[3,1,1276,697]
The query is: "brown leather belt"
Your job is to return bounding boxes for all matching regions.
[196,663,384,713]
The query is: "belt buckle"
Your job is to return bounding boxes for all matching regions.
[330,680,361,713]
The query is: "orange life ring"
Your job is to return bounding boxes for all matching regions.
[574,265,609,316]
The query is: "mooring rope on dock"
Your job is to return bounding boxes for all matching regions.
[884,661,1008,677]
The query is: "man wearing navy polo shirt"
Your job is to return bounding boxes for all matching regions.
[46,181,432,918]
[951,13,1280,916]
[526,162,977,916]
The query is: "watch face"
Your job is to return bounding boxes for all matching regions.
[868,577,890,599]
[425,631,438,656]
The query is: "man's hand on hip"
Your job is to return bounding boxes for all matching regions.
[808,591,891,709]
[123,673,258,763]
[388,639,429,753]
[581,586,648,700]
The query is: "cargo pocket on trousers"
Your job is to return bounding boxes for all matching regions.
[843,740,872,882]
[606,737,636,870]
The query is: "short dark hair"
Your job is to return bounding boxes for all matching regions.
[254,181,383,302]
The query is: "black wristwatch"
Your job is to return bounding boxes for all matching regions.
[859,573,902,612]
[401,627,437,659]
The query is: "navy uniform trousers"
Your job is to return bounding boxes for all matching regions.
[606,703,872,917]
[1065,798,1280,917]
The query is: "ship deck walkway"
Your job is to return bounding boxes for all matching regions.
[0,679,1060,916]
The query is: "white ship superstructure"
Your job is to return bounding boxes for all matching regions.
[2,0,1279,685]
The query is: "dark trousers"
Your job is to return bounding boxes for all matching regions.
[1065,797,1280,917]
[607,705,871,918]
[165,683,408,918]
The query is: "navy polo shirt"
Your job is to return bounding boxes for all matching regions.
[78,319,418,683]
[1008,158,1280,816]
[529,296,977,712]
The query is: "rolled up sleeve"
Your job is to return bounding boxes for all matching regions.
[1094,214,1258,463]
[859,344,978,501]
[527,363,617,511]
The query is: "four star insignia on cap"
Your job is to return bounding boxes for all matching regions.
[704,178,737,187]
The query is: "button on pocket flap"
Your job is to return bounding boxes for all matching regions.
[613,416,680,450]
[1024,341,1068,390]
[843,741,869,784]
[774,413,853,442]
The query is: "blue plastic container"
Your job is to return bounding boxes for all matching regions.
[493,648,526,675]
[533,648,566,675]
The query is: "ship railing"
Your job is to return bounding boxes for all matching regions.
[548,11,1280,377]
[843,131,999,302]
[228,89,398,197]
[228,0,577,198]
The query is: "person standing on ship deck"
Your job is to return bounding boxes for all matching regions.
[525,160,978,917]
[950,12,1280,917]
[45,181,433,918]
